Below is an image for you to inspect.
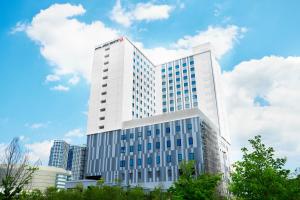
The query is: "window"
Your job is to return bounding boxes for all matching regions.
[167,155,172,163]
[104,61,109,65]
[130,133,134,139]
[99,125,104,129]
[103,76,108,80]
[166,127,170,133]
[120,146,126,153]
[161,68,165,72]
[147,157,152,165]
[138,144,142,151]
[189,152,195,160]
[183,76,188,80]
[101,99,106,103]
[156,142,160,149]
[129,145,134,153]
[192,88,197,92]
[183,63,187,67]
[187,124,192,130]
[189,137,193,145]
[104,54,109,58]
[192,80,196,85]
[137,158,142,166]
[190,61,194,65]
[183,69,187,73]
[138,171,142,180]
[163,108,167,113]
[176,71,180,75]
[190,67,195,71]
[120,160,125,167]
[184,90,189,94]
[175,65,179,69]
[130,158,134,167]
[100,108,106,112]
[101,91,107,95]
[178,153,182,162]
[147,143,152,150]
[176,84,181,88]
[103,68,108,72]
[177,139,182,147]
[156,156,160,165]
[191,74,195,78]
[184,82,188,87]
[102,83,107,87]
[155,129,160,135]
[176,125,181,132]
[121,134,126,140]
[167,140,171,148]
[170,107,174,111]
[99,116,105,120]
[168,169,172,177]
[177,91,181,95]
[147,130,152,136]
[148,170,152,178]
[156,170,160,179]
[105,47,110,51]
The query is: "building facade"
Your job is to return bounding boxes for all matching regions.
[67,145,86,180]
[48,141,86,181]
[26,166,71,191]
[48,140,70,169]
[87,37,156,134]
[86,109,221,189]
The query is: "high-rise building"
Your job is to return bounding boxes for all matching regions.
[85,37,230,193]
[87,37,156,134]
[48,140,70,169]
[67,145,86,180]
[48,141,86,181]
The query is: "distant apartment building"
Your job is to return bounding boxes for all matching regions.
[48,140,86,181]
[87,37,156,134]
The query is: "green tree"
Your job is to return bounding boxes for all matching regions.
[126,186,145,200]
[168,161,221,200]
[229,135,290,200]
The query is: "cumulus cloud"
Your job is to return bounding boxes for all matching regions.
[64,128,84,138]
[51,84,69,91]
[19,3,118,82]
[25,140,53,165]
[68,75,80,85]
[110,0,173,27]
[45,74,60,82]
[222,56,300,169]
[25,122,49,129]
[139,25,246,64]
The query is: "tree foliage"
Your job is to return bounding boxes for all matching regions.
[168,161,222,200]
[229,135,299,200]
[0,138,38,200]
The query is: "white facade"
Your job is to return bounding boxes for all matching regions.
[87,37,156,135]
[156,43,229,140]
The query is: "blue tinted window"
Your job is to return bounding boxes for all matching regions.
[189,137,193,145]
[176,78,180,82]
[190,67,195,71]
[167,140,171,148]
[183,63,187,67]
[130,133,134,139]
[120,160,125,167]
[192,80,196,85]
[162,88,166,92]
[187,124,192,130]
[138,144,142,151]
[130,145,134,152]
[184,82,188,87]
[156,129,160,135]
[163,101,167,105]
[170,107,174,111]
[191,74,195,78]
[170,100,174,104]
[120,147,126,153]
[192,88,196,92]
[183,76,188,80]
[121,134,126,140]
[176,71,180,75]
[177,139,181,146]
[161,68,165,72]
[177,91,181,95]
[190,61,194,65]
[156,156,160,164]
[163,108,167,113]
[147,130,152,136]
[168,67,172,71]
[147,157,152,165]
[168,74,172,77]
[130,159,134,167]
[170,93,174,97]
[175,65,179,69]
[184,90,189,94]
[167,155,172,163]
[166,127,170,133]
[183,69,187,73]
[162,81,166,85]
[138,158,142,166]
[156,142,160,149]
[178,153,182,162]
[147,143,152,150]
[176,125,181,132]
[176,84,181,88]
[162,75,165,79]
[189,153,195,160]
[169,80,173,84]
[169,86,173,90]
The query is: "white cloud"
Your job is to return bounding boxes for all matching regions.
[139,25,246,64]
[110,0,173,27]
[68,75,80,85]
[25,140,53,165]
[51,84,69,91]
[25,122,49,129]
[10,21,27,34]
[45,74,60,82]
[222,56,300,169]
[20,3,118,82]
[64,128,84,138]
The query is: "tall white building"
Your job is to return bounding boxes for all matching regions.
[87,37,156,134]
[156,43,228,139]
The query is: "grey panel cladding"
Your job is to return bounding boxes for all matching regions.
[85,116,220,185]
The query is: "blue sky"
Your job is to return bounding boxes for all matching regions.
[1,0,300,169]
